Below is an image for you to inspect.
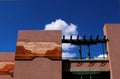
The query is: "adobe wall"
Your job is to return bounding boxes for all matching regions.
[14,30,62,79]
[104,24,120,79]
[0,53,15,79]
[14,58,61,79]
[0,75,13,79]
[0,53,15,60]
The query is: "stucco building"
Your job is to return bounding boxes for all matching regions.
[0,24,120,79]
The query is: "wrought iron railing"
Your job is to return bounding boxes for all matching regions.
[62,35,109,60]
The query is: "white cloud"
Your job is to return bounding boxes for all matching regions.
[62,52,77,59]
[94,54,108,60]
[62,43,75,51]
[44,19,78,35]
[97,54,107,58]
[44,19,79,59]
[44,19,67,31]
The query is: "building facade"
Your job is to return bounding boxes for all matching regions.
[0,24,120,79]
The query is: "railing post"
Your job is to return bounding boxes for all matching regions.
[87,45,91,59]
[78,45,82,59]
[102,43,105,59]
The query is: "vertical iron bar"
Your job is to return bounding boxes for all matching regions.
[105,42,108,59]
[63,35,65,40]
[79,45,82,59]
[77,35,79,40]
[87,45,91,59]
[70,35,72,40]
[102,43,105,59]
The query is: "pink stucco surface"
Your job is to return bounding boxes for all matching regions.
[14,30,62,79]
[15,30,62,60]
[14,57,61,79]
[0,53,15,61]
[63,60,109,72]
[70,61,109,71]
[104,24,120,79]
[17,30,61,44]
[0,75,13,79]
[0,53,15,79]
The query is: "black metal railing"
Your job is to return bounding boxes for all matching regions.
[62,35,109,60]
[62,57,108,60]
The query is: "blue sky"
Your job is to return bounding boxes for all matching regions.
[0,0,120,58]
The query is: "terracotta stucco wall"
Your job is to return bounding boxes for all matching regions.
[14,30,62,79]
[104,24,120,79]
[0,75,13,79]
[0,53,15,79]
